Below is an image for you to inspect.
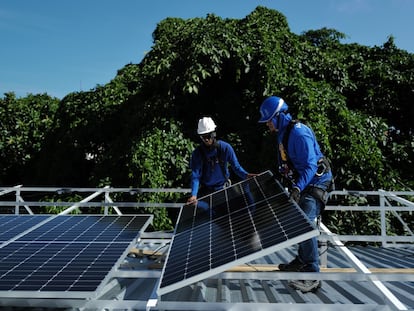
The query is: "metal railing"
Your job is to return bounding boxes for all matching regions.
[1,186,413,247]
[324,189,414,247]
[0,185,191,215]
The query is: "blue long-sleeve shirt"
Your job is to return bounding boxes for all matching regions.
[190,140,248,196]
[280,122,332,191]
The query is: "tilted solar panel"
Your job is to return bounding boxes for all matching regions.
[157,170,319,296]
[0,215,152,299]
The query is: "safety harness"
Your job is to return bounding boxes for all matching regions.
[280,120,333,206]
[197,140,231,190]
[281,120,331,179]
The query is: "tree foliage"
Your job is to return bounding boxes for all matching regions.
[1,6,413,231]
[127,119,195,230]
[0,92,59,184]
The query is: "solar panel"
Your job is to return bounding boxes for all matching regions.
[0,215,49,242]
[0,215,152,298]
[157,170,319,296]
[15,215,151,243]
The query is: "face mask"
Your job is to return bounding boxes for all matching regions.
[271,113,280,131]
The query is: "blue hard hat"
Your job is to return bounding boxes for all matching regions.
[258,96,288,123]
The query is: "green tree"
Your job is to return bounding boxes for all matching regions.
[1,6,413,234]
[128,119,195,230]
[0,92,59,184]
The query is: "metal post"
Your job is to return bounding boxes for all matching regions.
[319,237,328,268]
[379,192,387,247]
[15,189,20,215]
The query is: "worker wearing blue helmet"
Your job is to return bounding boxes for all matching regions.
[259,96,333,293]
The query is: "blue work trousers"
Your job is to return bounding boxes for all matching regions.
[297,192,322,272]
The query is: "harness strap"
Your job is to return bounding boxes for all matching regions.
[198,141,228,181]
[282,122,331,178]
[282,120,298,155]
[279,120,299,180]
[316,157,331,176]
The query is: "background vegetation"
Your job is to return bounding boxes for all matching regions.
[1,7,413,233]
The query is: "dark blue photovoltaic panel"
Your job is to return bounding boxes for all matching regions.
[16,215,150,243]
[158,171,319,295]
[0,215,152,297]
[0,215,49,242]
[0,241,128,292]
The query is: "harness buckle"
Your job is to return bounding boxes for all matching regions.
[316,157,330,177]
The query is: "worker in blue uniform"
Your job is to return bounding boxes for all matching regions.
[187,117,255,205]
[258,96,333,293]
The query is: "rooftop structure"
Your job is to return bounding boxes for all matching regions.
[0,176,413,311]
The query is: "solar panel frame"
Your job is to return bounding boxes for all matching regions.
[157,171,320,296]
[0,214,153,299]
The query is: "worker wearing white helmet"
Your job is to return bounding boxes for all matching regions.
[187,117,256,204]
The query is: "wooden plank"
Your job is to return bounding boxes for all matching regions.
[129,248,163,257]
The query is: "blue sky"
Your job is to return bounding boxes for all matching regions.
[1,0,413,99]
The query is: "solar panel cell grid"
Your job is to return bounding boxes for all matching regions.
[0,215,152,298]
[0,215,49,242]
[158,171,319,295]
[0,241,128,291]
[16,215,149,242]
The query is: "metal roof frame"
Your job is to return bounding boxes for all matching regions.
[0,186,413,310]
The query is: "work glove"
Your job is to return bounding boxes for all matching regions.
[186,195,197,205]
[290,187,301,203]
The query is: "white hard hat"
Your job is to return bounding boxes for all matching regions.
[197,117,216,134]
